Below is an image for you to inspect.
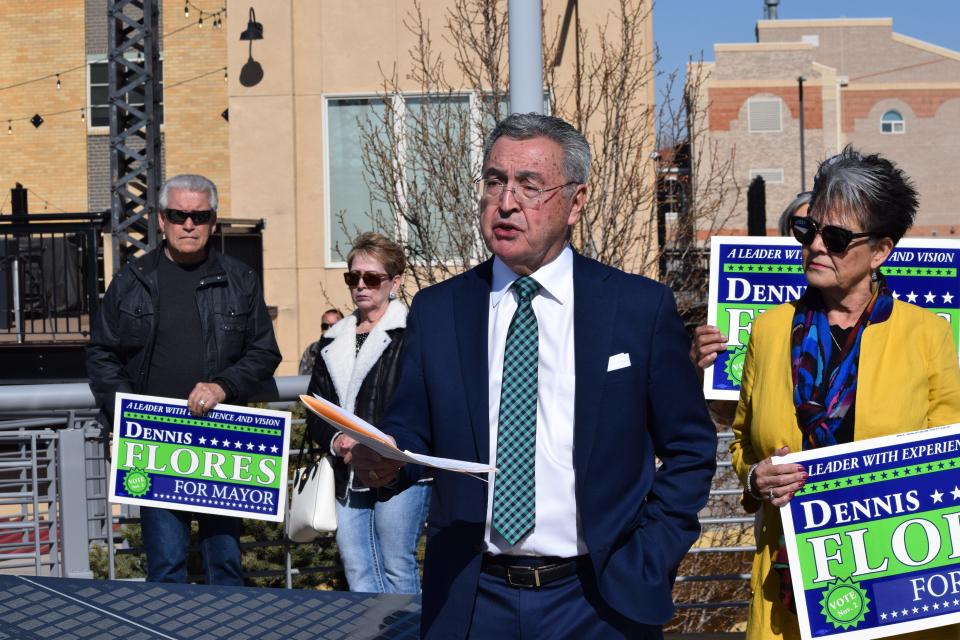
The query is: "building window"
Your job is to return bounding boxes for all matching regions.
[88,58,164,130]
[749,168,784,184]
[748,97,782,133]
[326,92,538,265]
[881,109,905,134]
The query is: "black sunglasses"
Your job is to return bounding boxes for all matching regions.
[790,215,875,254]
[163,208,215,225]
[343,271,391,288]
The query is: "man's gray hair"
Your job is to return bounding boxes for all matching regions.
[159,174,219,211]
[482,113,591,185]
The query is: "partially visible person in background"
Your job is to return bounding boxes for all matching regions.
[305,232,430,594]
[299,308,344,375]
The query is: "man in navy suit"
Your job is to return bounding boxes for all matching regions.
[352,113,717,638]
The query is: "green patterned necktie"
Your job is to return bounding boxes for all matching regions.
[492,276,541,545]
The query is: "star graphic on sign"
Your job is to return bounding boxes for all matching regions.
[880,612,888,620]
[892,291,900,299]
[933,603,940,610]
[952,486,960,500]
[246,442,255,450]
[210,438,219,446]
[913,607,919,614]
[270,445,279,453]
[902,608,908,616]
[932,489,945,503]
[258,444,266,452]
[198,436,207,445]
[945,292,955,304]
[923,605,930,612]
[233,440,244,449]
[944,601,951,609]
[222,439,231,448]
[891,610,899,618]
[954,599,959,606]
[907,291,919,303]
[924,291,936,304]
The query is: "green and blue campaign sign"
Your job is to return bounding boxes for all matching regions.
[109,393,291,523]
[705,237,960,400]
[778,423,960,640]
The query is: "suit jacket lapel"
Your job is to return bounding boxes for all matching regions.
[454,260,493,463]
[573,253,616,473]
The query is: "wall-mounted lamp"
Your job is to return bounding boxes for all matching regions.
[239,8,263,41]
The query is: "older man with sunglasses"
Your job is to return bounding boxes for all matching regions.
[730,148,960,640]
[86,174,281,585]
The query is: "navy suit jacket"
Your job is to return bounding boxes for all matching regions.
[380,252,717,639]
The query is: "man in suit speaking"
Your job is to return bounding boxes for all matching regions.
[352,113,717,638]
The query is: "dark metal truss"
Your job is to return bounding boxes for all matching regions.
[108,0,162,272]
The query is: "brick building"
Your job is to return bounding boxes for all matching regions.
[695,18,960,236]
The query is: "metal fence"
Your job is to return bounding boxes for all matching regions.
[0,379,752,625]
[0,213,104,344]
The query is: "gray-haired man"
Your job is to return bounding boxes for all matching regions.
[86,174,281,584]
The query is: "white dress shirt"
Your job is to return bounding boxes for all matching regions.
[484,245,586,557]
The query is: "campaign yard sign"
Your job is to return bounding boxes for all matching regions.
[705,237,960,400]
[778,423,960,640]
[109,393,291,522]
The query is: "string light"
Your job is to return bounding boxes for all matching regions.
[184,1,189,18]
[223,68,228,82]
[56,74,61,90]
[198,14,204,28]
[7,121,11,135]
[80,109,85,122]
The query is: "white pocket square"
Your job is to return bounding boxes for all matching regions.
[607,352,631,372]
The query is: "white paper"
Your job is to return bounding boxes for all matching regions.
[300,394,496,477]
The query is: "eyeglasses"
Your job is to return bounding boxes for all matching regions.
[344,271,391,288]
[790,215,875,254]
[474,178,578,208]
[163,209,215,225]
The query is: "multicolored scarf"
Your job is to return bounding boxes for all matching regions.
[774,275,894,613]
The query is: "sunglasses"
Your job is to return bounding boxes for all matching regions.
[790,215,876,254]
[344,271,391,288]
[163,209,215,225]
[321,322,333,330]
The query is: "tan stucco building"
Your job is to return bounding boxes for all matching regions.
[696,18,960,236]
[0,1,654,374]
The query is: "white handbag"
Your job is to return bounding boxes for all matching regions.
[287,437,337,542]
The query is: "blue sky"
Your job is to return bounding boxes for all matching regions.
[654,0,960,103]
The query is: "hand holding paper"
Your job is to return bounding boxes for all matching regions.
[299,394,496,479]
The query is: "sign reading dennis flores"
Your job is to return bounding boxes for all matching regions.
[778,423,960,640]
[704,237,960,400]
[109,393,291,523]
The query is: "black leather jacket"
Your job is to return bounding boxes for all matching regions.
[85,246,281,423]
[305,326,414,497]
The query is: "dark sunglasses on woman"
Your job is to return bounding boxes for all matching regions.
[343,271,391,288]
[163,209,215,225]
[789,215,876,254]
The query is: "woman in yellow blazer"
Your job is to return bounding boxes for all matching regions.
[730,148,960,640]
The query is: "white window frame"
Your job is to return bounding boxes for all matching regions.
[87,54,164,135]
[747,97,783,133]
[880,109,905,134]
[323,91,525,267]
[748,168,785,184]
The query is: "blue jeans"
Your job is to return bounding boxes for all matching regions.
[335,482,431,593]
[140,506,243,586]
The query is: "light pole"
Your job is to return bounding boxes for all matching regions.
[798,76,806,192]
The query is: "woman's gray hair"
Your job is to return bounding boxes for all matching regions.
[159,174,219,211]
[482,113,591,185]
[809,146,918,243]
[777,191,812,236]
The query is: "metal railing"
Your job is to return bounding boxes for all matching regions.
[0,212,105,344]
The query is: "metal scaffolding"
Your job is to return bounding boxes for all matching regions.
[107,0,162,273]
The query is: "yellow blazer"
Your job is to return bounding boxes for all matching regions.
[730,299,960,640]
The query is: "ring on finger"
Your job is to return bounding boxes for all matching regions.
[199,399,206,407]
[768,489,775,501]
[369,470,380,481]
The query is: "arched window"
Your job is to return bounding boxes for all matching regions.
[881,110,905,134]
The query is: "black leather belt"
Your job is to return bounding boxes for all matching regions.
[480,554,587,589]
